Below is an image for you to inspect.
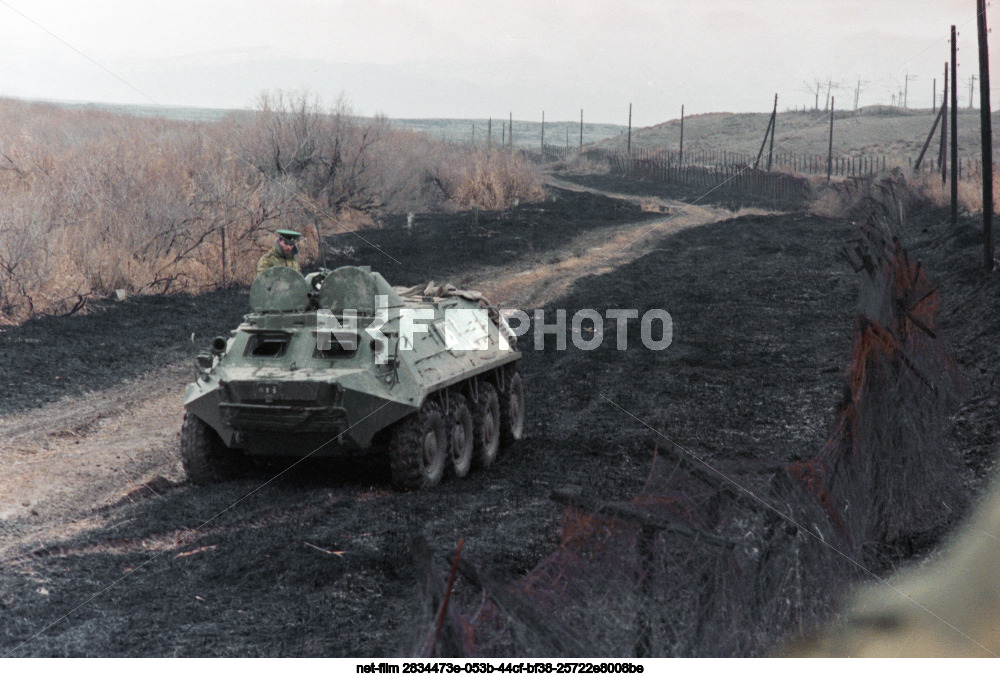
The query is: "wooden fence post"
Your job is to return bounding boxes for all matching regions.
[767,94,778,171]
[915,105,946,171]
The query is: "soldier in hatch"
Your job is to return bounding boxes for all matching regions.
[256,229,302,275]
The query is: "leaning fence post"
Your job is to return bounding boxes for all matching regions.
[767,93,778,171]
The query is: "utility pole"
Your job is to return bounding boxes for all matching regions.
[827,96,835,182]
[969,74,977,109]
[977,0,993,271]
[952,25,959,227]
[679,104,685,167]
[904,72,917,108]
[941,62,949,185]
[854,78,861,111]
[627,102,632,157]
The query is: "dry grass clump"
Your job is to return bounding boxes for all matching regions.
[909,168,1000,216]
[450,150,545,210]
[0,94,544,323]
[549,152,612,175]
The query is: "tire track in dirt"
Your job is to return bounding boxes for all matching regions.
[0,179,774,560]
[0,364,190,558]
[478,178,775,308]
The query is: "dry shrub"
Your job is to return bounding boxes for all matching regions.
[452,150,544,210]
[0,95,546,323]
[808,169,907,218]
[550,152,611,175]
[0,100,308,322]
[419,147,545,211]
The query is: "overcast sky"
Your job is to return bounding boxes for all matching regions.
[0,0,993,125]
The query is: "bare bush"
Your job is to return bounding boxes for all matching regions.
[0,95,545,323]
[450,150,546,210]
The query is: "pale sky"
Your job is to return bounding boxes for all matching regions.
[0,0,992,125]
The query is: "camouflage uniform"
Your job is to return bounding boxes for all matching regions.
[256,245,300,274]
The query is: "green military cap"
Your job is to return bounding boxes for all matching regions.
[276,229,302,241]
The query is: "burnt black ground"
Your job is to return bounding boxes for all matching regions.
[1,179,995,657]
[905,205,1000,489]
[324,185,654,286]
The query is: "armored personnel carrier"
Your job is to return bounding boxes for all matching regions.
[181,265,524,490]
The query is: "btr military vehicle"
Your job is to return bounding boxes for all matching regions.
[181,265,524,490]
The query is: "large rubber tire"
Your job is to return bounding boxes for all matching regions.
[499,371,525,444]
[472,382,501,470]
[448,393,474,478]
[180,412,244,485]
[389,400,447,490]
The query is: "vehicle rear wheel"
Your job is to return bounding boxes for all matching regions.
[472,382,501,469]
[180,412,244,485]
[389,400,447,490]
[499,371,525,443]
[448,393,474,478]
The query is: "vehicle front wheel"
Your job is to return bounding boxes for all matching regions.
[389,400,447,490]
[180,412,244,485]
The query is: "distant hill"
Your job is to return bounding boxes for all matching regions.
[601,107,1000,161]
[390,117,627,149]
[15,97,1000,162]
[21,98,239,123]
[18,98,628,150]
